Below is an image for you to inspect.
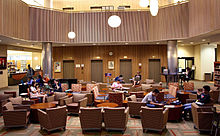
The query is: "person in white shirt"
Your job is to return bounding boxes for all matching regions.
[141,89,163,108]
[111,79,123,91]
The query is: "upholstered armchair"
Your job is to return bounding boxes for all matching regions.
[64,94,87,114]
[140,106,169,133]
[165,85,178,99]
[61,83,69,92]
[109,92,124,107]
[93,86,108,100]
[183,82,194,91]
[79,107,103,132]
[46,92,68,106]
[210,89,220,103]
[86,84,97,92]
[191,103,213,132]
[127,95,146,117]
[8,96,34,110]
[0,94,13,115]
[71,84,82,93]
[3,102,30,128]
[103,107,129,132]
[168,82,179,88]
[38,106,67,133]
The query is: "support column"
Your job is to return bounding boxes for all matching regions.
[42,43,53,79]
[167,40,178,74]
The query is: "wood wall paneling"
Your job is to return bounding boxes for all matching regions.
[53,45,167,82]
[0,0,29,40]
[189,0,220,37]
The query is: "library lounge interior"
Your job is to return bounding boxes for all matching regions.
[0,0,220,135]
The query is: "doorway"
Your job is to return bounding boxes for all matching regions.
[120,59,132,83]
[149,59,161,82]
[63,60,75,79]
[91,60,103,82]
[178,57,195,79]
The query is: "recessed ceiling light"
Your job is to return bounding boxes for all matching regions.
[16,43,20,45]
[30,44,34,47]
[190,42,194,44]
[156,42,160,44]
[202,39,206,42]
[124,56,128,59]
[0,40,2,42]
[93,43,96,45]
[177,40,182,43]
[62,44,66,46]
[125,43,128,45]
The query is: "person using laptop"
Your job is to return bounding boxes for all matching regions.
[141,89,164,108]
[111,79,123,91]
[132,71,142,87]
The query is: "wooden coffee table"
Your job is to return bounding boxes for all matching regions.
[97,102,118,108]
[30,103,56,123]
[164,105,183,121]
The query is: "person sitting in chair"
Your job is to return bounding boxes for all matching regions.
[115,75,125,83]
[53,80,62,92]
[111,79,123,91]
[141,89,164,108]
[133,71,141,87]
[183,85,211,119]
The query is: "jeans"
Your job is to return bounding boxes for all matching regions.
[146,104,156,108]
[183,103,192,118]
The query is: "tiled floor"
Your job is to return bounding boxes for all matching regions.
[0,80,216,136]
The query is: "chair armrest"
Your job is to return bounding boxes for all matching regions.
[79,97,88,107]
[186,99,196,103]
[37,109,51,129]
[14,105,31,111]
[46,95,55,102]
[59,96,69,106]
[64,97,73,105]
[59,96,69,100]
[22,100,35,105]
[3,109,28,117]
[125,107,129,114]
[136,98,143,102]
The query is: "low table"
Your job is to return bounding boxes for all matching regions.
[164,105,183,121]
[30,103,56,123]
[97,102,118,108]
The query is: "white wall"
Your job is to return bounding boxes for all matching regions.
[178,45,194,57]
[200,43,217,80]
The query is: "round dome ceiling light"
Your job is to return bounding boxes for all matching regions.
[150,0,159,16]
[108,15,121,28]
[139,0,149,8]
[68,31,76,39]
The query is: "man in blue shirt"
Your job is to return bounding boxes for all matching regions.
[183,85,211,119]
[142,89,164,108]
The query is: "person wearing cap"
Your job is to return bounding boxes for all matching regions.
[111,79,123,91]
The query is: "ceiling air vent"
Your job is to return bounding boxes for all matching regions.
[118,5,131,10]
[63,7,74,11]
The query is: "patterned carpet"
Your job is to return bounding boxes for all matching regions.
[0,115,210,136]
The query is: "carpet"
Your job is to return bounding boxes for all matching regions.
[0,115,210,136]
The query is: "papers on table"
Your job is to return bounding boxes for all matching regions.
[164,105,175,108]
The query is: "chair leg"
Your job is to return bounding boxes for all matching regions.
[63,127,66,131]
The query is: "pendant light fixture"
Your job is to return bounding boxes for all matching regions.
[150,0,159,16]
[68,4,76,39]
[108,15,121,28]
